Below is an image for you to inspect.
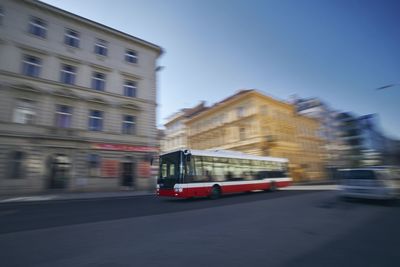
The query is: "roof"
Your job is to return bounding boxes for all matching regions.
[216,89,255,106]
[186,89,293,123]
[182,102,209,118]
[164,101,208,126]
[161,148,288,163]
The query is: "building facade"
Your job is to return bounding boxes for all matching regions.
[185,90,325,181]
[162,102,207,153]
[336,113,395,168]
[292,97,345,177]
[0,0,162,195]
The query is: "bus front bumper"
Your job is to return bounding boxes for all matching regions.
[157,188,188,198]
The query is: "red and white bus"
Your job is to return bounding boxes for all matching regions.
[156,149,291,199]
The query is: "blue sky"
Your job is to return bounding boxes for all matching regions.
[43,0,400,139]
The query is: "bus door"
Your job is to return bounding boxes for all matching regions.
[185,155,210,197]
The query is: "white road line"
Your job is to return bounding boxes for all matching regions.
[0,196,57,203]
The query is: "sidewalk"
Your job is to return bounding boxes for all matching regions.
[0,190,155,204]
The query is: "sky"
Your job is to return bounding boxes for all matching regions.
[42,0,400,139]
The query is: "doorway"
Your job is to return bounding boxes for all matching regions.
[121,157,135,187]
[48,154,71,189]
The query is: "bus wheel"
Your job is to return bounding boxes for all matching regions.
[270,181,277,192]
[210,185,221,200]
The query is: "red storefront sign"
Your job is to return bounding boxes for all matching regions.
[92,143,158,152]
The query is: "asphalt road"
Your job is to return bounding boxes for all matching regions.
[0,189,399,267]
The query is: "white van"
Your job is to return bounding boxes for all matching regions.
[338,167,400,200]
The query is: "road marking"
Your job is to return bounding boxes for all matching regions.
[0,196,57,203]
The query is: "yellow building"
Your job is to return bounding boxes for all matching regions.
[186,89,325,181]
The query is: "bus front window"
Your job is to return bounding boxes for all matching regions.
[158,151,182,188]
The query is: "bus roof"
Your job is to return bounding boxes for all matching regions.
[161,149,288,163]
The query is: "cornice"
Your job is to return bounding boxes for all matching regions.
[0,70,156,106]
[119,70,143,80]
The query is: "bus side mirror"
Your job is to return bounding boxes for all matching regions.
[150,157,154,166]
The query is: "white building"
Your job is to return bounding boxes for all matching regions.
[0,0,163,195]
[162,102,207,152]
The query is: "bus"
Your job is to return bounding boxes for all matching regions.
[156,149,291,199]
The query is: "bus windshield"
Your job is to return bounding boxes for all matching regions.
[158,151,182,188]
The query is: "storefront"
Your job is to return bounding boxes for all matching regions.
[0,140,159,195]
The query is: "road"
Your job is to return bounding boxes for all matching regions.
[0,188,399,267]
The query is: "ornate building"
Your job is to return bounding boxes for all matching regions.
[162,102,207,152]
[185,90,325,181]
[0,0,162,195]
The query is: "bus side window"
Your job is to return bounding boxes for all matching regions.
[257,171,266,179]
[191,156,202,183]
[226,171,234,180]
[205,170,212,181]
[184,155,195,183]
[202,157,214,181]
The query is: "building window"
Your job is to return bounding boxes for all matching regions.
[10,151,26,179]
[125,49,137,63]
[260,105,268,115]
[237,107,245,118]
[55,105,72,128]
[239,127,246,140]
[89,110,103,131]
[94,39,107,56]
[64,28,80,48]
[123,80,137,97]
[13,99,35,124]
[22,55,41,77]
[60,64,76,85]
[122,115,136,134]
[88,154,101,177]
[29,16,47,38]
[91,72,106,91]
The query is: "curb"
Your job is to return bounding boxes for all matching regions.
[0,191,155,204]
